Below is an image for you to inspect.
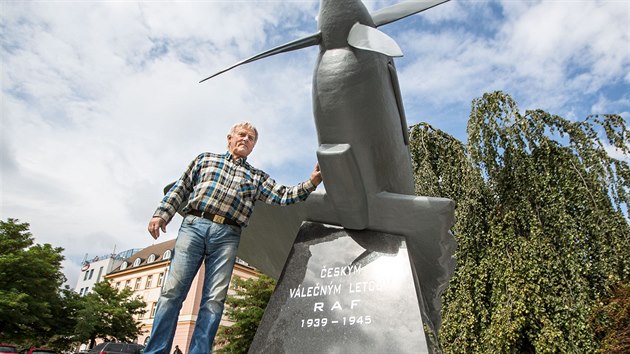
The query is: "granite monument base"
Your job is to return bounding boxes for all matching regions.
[249,221,440,353]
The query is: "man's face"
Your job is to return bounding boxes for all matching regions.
[227,126,257,159]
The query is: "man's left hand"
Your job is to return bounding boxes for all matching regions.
[310,163,322,186]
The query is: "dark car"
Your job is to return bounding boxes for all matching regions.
[88,343,143,354]
[0,345,17,354]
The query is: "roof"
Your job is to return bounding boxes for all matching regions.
[109,239,176,274]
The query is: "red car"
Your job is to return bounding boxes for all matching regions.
[0,345,17,354]
[19,349,56,354]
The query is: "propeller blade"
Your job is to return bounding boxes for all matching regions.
[348,23,403,57]
[371,0,450,27]
[200,32,322,83]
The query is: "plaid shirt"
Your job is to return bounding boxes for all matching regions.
[153,151,316,227]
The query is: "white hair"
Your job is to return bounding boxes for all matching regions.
[227,121,258,147]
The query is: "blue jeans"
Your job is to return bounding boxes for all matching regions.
[144,215,241,354]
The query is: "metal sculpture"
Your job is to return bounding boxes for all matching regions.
[196,0,456,334]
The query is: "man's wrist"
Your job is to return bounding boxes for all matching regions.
[153,210,171,224]
[303,178,317,192]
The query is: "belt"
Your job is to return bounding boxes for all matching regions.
[188,210,240,227]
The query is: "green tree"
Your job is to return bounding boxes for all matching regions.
[215,274,276,353]
[46,287,83,350]
[74,281,147,348]
[0,218,76,347]
[409,92,629,353]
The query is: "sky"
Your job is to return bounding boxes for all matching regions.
[1,0,628,288]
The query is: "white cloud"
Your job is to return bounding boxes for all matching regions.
[502,0,628,88]
[1,1,320,288]
[603,142,630,162]
[393,0,629,127]
[592,94,625,115]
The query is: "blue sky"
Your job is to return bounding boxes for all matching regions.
[1,0,628,287]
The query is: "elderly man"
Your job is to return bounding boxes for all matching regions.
[144,122,322,353]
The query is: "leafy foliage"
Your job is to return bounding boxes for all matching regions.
[74,281,147,348]
[215,274,276,353]
[590,282,630,354]
[409,92,629,353]
[0,218,76,346]
[0,218,147,350]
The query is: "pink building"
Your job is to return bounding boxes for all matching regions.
[105,239,259,351]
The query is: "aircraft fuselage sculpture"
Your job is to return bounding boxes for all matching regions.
[197,0,456,335]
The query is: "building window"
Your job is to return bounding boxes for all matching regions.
[120,261,128,270]
[163,250,172,260]
[84,271,89,281]
[88,269,94,279]
[157,272,164,287]
[150,302,157,318]
[135,277,142,290]
[96,266,104,282]
[133,258,142,267]
[145,275,153,288]
[147,254,156,263]
[125,279,131,288]
[115,282,121,289]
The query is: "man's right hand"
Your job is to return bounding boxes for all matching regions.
[148,217,167,240]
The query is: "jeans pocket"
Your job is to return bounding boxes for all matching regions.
[228,224,242,234]
[184,215,198,225]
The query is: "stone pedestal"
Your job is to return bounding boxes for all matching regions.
[249,221,439,353]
